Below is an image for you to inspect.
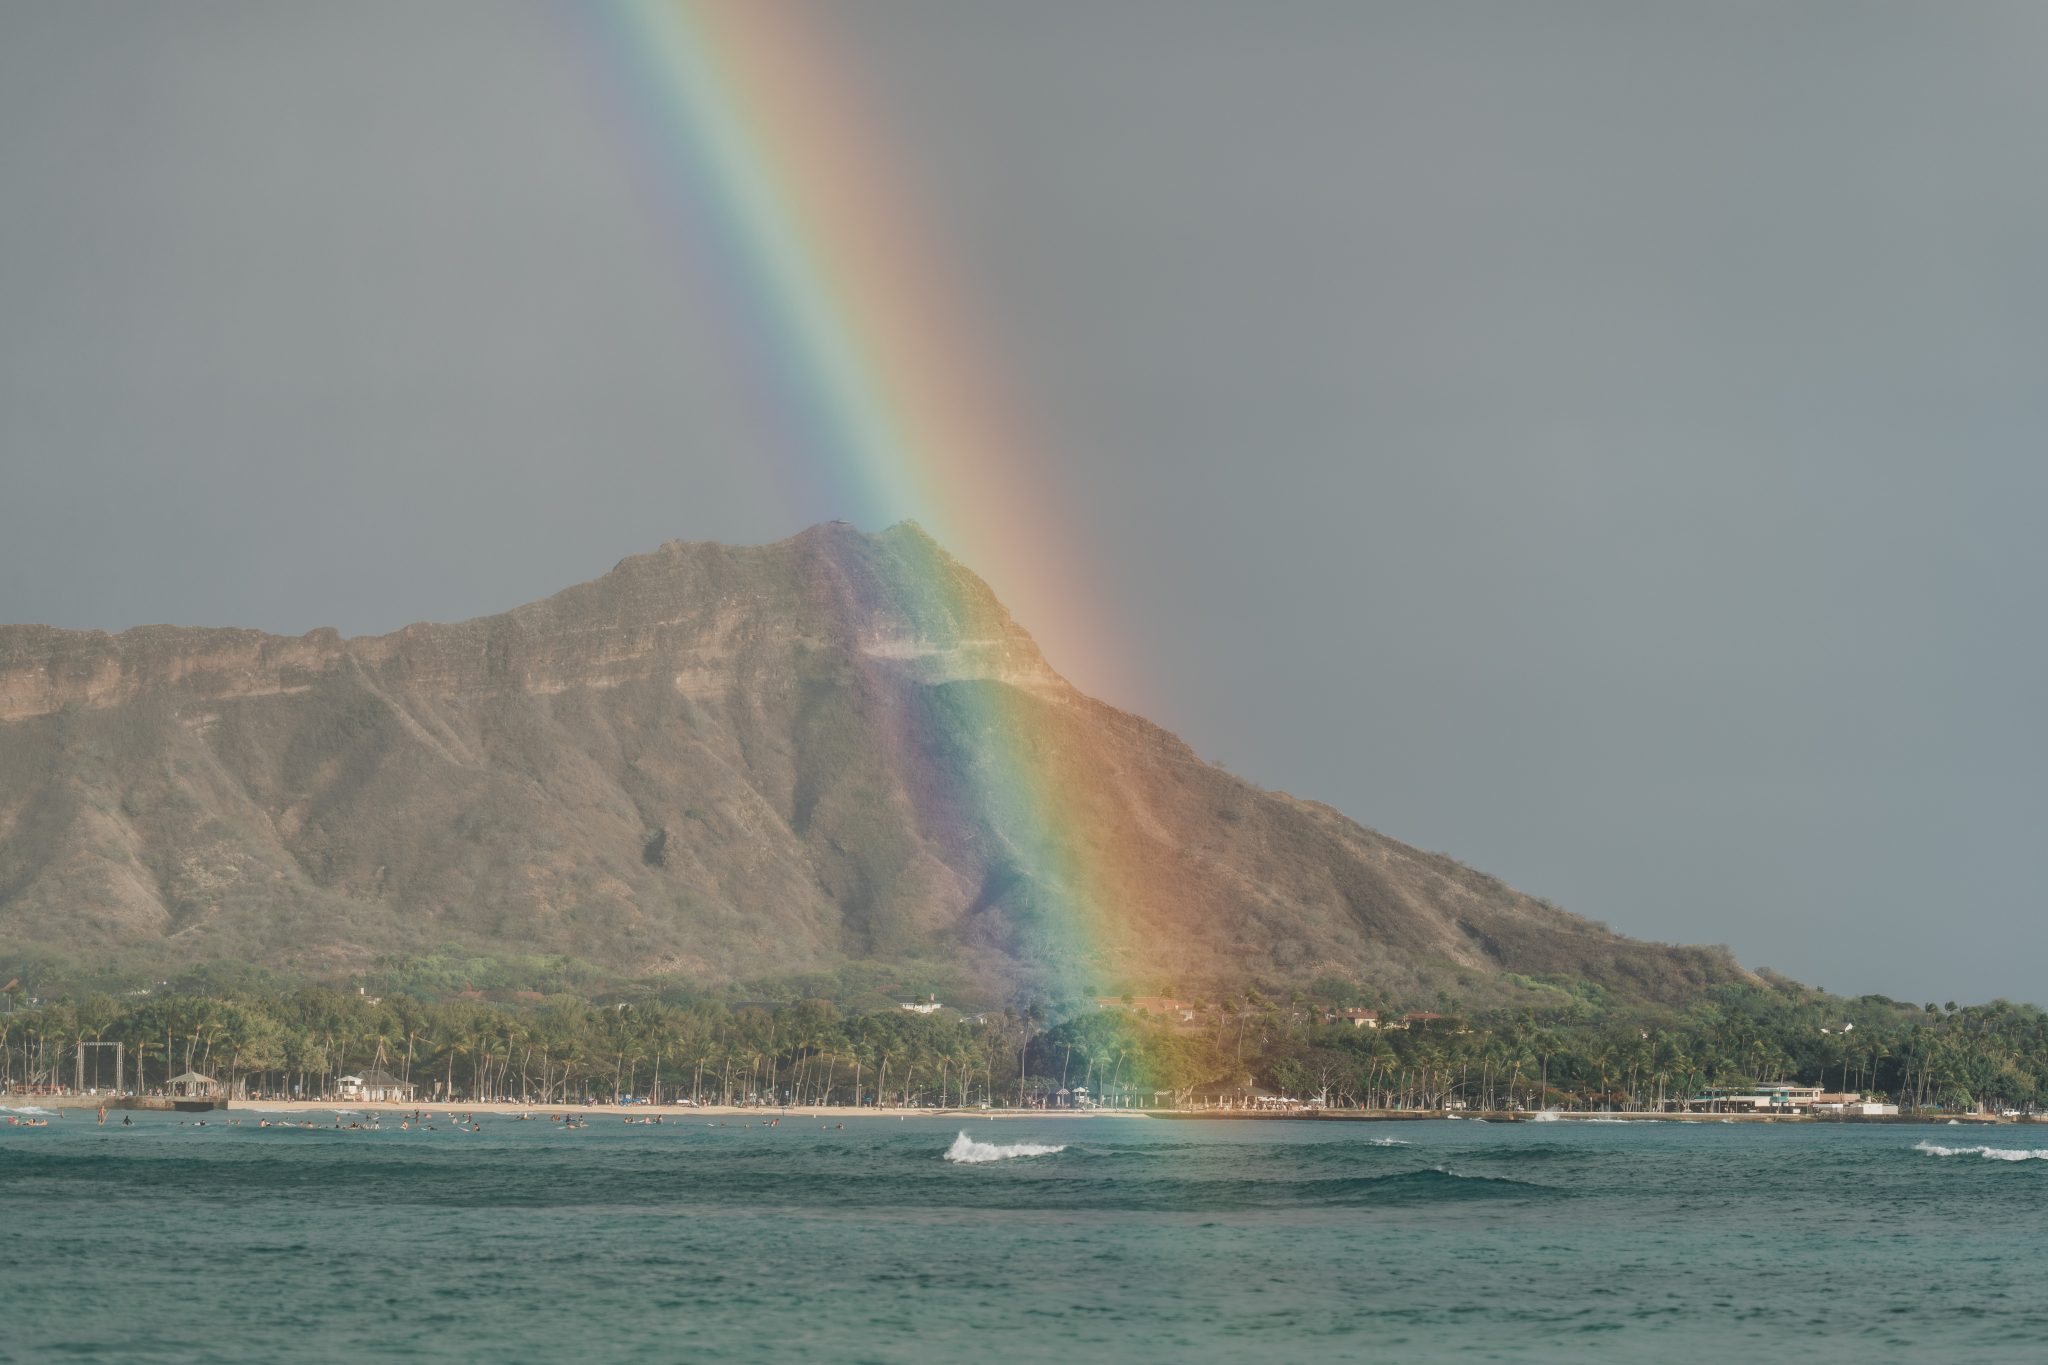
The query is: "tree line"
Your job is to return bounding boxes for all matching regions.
[4,981,2044,1113]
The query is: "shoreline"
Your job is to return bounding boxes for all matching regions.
[9,1094,2038,1124]
[8,1095,1149,1120]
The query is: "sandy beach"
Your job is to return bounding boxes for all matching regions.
[232,1100,1148,1121]
[12,1094,1153,1121]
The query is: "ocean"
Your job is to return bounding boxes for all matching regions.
[2,1110,2043,1362]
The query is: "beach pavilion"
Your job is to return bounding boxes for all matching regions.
[165,1070,220,1098]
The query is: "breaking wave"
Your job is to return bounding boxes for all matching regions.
[1915,1141,2048,1163]
[1,1105,56,1116]
[1367,1137,1410,1146]
[944,1132,1067,1164]
[1307,1168,1559,1205]
[1571,1117,1664,1124]
[950,1167,1564,1211]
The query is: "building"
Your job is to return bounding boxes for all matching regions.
[1811,1093,1899,1116]
[1326,1008,1380,1029]
[899,996,943,1015]
[338,1069,416,1103]
[1684,1084,1827,1113]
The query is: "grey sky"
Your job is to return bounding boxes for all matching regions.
[3,1,2043,1003]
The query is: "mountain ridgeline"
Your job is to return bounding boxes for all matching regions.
[0,523,1748,1005]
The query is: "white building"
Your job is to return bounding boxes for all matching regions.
[337,1069,416,1103]
[1685,1085,1895,1116]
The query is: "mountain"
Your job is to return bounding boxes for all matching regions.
[0,522,1749,1004]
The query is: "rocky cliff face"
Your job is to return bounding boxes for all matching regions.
[0,523,1748,1001]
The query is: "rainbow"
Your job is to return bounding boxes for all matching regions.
[573,0,1126,1000]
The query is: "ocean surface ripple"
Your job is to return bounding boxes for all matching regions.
[4,1116,2046,1362]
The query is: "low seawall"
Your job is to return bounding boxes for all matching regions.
[1154,1109,2029,1125]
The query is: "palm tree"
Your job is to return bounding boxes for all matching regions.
[1533,1029,1558,1112]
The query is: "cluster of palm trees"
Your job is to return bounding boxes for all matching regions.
[5,982,2043,1115]
[0,989,1032,1106]
[1244,993,2046,1114]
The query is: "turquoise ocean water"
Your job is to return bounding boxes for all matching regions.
[3,1110,2044,1362]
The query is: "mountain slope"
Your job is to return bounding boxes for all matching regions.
[0,522,1750,1002]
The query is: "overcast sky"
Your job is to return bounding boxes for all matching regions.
[3,1,2044,1004]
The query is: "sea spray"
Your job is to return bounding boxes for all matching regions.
[1914,1140,2048,1163]
[944,1132,1066,1164]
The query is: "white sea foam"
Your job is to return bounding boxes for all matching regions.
[1,1105,56,1116]
[1915,1140,2048,1163]
[1366,1137,1410,1146]
[1531,1111,1560,1122]
[944,1132,1066,1163]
